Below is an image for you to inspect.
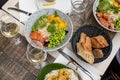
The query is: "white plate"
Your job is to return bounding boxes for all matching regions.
[36,0,72,14]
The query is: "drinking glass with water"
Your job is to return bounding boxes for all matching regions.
[70,0,88,31]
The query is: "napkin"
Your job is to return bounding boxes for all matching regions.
[61,47,101,80]
[19,0,38,21]
[19,0,71,22]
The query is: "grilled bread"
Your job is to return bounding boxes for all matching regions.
[77,33,94,64]
[93,49,104,59]
[91,35,109,48]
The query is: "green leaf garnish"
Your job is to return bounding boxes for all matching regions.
[32,15,48,32]
[47,24,56,33]
[98,0,111,12]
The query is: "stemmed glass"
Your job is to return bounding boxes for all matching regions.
[70,0,88,31]
[26,42,47,69]
[0,14,21,45]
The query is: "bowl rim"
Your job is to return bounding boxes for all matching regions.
[24,8,73,51]
[93,0,120,32]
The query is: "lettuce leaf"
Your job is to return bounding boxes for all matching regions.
[32,15,48,32]
[98,0,111,12]
[47,20,56,33]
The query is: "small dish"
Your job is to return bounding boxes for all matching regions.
[71,25,112,63]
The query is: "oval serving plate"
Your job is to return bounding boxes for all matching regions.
[71,25,112,63]
[37,63,67,80]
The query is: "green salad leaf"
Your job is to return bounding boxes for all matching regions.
[31,22,40,32]
[108,0,113,5]
[47,20,56,33]
[98,0,111,12]
[32,15,48,32]
[47,24,56,33]
[110,6,120,14]
[98,0,120,14]
[115,18,120,30]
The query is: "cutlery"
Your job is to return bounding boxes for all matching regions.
[8,7,32,16]
[58,48,95,80]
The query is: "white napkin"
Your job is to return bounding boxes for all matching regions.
[19,0,38,21]
[61,47,101,80]
[19,0,71,22]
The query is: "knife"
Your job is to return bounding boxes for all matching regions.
[8,7,32,16]
[58,48,95,80]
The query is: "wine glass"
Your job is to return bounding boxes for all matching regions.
[0,14,21,45]
[26,42,47,69]
[70,0,88,31]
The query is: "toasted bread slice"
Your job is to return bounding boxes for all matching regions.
[84,36,92,51]
[77,47,94,64]
[76,42,84,53]
[91,35,109,48]
[79,33,87,44]
[77,33,94,64]
[93,49,104,59]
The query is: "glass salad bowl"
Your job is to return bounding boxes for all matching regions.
[25,8,73,51]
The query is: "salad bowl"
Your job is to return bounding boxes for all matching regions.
[93,0,120,32]
[25,8,73,51]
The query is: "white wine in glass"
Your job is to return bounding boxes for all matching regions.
[30,48,47,63]
[26,43,47,69]
[0,14,21,45]
[1,22,19,38]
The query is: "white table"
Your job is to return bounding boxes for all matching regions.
[2,0,120,77]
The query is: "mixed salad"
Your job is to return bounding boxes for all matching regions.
[30,11,67,48]
[96,0,120,30]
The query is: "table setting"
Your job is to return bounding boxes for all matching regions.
[0,0,120,80]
